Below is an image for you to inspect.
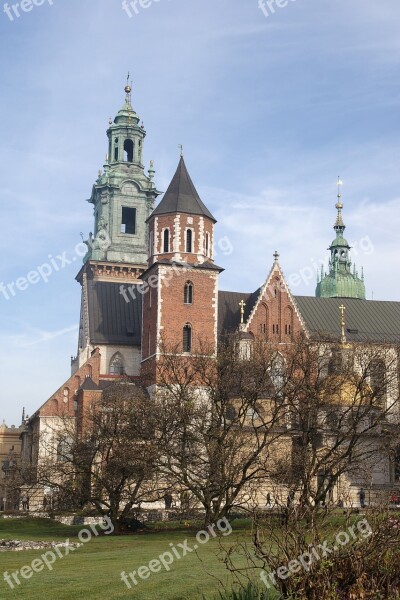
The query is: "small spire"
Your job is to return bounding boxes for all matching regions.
[22,407,25,423]
[339,303,347,344]
[239,300,246,325]
[335,177,345,232]
[273,250,279,264]
[178,144,184,158]
[148,160,155,181]
[124,72,132,107]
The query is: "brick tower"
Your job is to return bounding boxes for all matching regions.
[141,156,223,385]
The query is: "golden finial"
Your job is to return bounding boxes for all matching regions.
[239,300,246,325]
[125,71,132,94]
[339,303,346,344]
[336,177,343,209]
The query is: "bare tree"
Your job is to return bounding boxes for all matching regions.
[34,381,160,533]
[154,336,286,525]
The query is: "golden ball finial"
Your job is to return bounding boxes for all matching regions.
[125,84,131,94]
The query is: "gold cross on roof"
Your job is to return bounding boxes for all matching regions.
[239,300,246,324]
[339,304,346,343]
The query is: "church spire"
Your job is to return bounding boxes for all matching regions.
[316,179,366,299]
[334,177,345,233]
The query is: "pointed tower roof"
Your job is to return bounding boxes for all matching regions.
[316,179,366,300]
[151,157,216,222]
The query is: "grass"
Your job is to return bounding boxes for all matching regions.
[0,518,255,600]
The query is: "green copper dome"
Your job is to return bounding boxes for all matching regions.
[316,182,366,300]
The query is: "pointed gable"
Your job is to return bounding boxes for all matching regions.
[151,157,216,222]
[244,258,307,341]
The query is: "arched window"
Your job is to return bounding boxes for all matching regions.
[57,438,72,463]
[270,353,285,397]
[370,359,386,407]
[262,303,269,340]
[163,229,170,253]
[186,229,193,253]
[184,281,193,304]
[109,353,125,375]
[124,139,134,162]
[205,233,210,257]
[183,324,192,353]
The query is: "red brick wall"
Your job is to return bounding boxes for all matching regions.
[141,263,218,384]
[247,271,304,343]
[38,349,101,418]
[149,213,214,266]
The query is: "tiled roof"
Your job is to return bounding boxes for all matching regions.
[151,157,216,222]
[218,289,260,335]
[294,296,400,343]
[218,290,400,343]
[87,280,142,346]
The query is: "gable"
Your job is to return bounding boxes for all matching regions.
[245,262,307,341]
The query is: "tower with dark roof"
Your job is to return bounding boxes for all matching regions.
[141,157,223,384]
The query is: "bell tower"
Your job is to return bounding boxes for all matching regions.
[316,179,366,299]
[72,81,161,374]
[141,156,223,386]
[82,78,160,268]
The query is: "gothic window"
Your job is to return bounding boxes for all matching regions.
[328,350,343,375]
[114,147,119,161]
[262,304,269,340]
[109,353,125,375]
[57,438,72,463]
[184,281,193,305]
[121,207,136,234]
[124,139,134,162]
[270,353,285,397]
[186,229,193,253]
[370,359,386,407]
[149,230,154,255]
[163,229,170,253]
[183,324,192,353]
[205,232,210,257]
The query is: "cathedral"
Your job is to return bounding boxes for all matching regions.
[18,83,400,509]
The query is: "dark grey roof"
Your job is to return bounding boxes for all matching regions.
[293,296,400,343]
[218,290,400,343]
[141,259,224,280]
[151,157,216,222]
[79,377,100,391]
[87,281,142,346]
[218,289,260,335]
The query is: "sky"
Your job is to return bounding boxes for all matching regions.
[0,0,399,425]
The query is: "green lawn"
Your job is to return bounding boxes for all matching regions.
[0,519,256,600]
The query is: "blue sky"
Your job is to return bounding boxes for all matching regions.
[0,0,399,425]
